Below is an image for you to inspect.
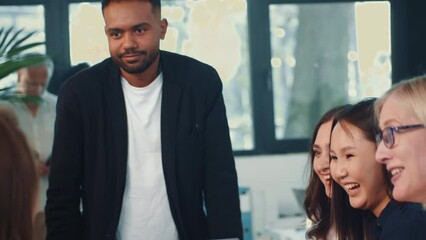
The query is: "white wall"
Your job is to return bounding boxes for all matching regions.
[235,153,310,238]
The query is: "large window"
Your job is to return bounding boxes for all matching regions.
[247,0,392,153]
[0,5,45,50]
[0,0,396,155]
[69,3,107,66]
[269,2,391,140]
[0,5,45,89]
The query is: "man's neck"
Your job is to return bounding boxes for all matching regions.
[121,56,161,88]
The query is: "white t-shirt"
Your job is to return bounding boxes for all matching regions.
[1,91,57,211]
[116,74,178,240]
[7,91,57,162]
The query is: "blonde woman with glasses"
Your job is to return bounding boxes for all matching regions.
[375,75,426,204]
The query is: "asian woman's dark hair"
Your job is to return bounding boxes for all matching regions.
[304,104,349,239]
[330,98,392,240]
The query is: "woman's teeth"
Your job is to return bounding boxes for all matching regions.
[390,168,403,176]
[344,183,360,190]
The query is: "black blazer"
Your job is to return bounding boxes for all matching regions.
[373,200,426,239]
[45,51,243,240]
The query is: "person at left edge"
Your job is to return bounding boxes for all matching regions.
[45,0,243,240]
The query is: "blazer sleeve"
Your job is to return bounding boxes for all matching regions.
[202,67,243,240]
[406,206,426,239]
[45,82,84,239]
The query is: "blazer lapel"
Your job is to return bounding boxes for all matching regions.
[161,78,180,176]
[160,57,187,237]
[161,74,181,197]
[103,60,128,232]
[160,52,181,191]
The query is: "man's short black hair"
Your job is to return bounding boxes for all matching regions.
[101,0,161,11]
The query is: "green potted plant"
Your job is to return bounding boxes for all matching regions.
[0,26,49,101]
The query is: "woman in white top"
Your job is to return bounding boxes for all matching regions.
[304,105,348,240]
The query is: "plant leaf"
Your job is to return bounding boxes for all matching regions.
[0,54,49,79]
[0,27,14,55]
[0,92,43,105]
[0,28,25,56]
[8,30,38,54]
[0,85,14,93]
[7,42,45,57]
[0,27,48,96]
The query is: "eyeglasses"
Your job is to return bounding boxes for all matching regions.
[375,124,425,148]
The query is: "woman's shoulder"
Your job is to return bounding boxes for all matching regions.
[306,222,337,240]
[379,201,426,239]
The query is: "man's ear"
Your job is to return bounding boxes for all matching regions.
[160,18,168,40]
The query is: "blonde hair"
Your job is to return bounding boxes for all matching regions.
[375,75,426,125]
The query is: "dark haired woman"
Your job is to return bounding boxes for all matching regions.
[304,105,348,239]
[330,98,426,239]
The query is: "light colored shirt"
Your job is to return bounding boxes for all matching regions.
[2,90,57,211]
[116,74,178,240]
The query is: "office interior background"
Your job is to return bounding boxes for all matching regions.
[1,0,425,239]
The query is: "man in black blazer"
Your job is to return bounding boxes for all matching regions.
[45,0,242,239]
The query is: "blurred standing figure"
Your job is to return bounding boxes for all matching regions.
[5,54,57,213]
[45,0,242,240]
[0,108,38,240]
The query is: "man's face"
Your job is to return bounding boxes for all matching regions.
[17,66,48,97]
[103,1,167,75]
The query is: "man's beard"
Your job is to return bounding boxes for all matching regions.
[113,49,159,74]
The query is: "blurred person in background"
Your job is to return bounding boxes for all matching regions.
[304,104,348,240]
[0,54,56,240]
[8,54,57,209]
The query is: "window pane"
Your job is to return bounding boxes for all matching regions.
[162,1,253,150]
[69,3,108,66]
[69,1,253,150]
[0,5,45,89]
[270,2,391,140]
